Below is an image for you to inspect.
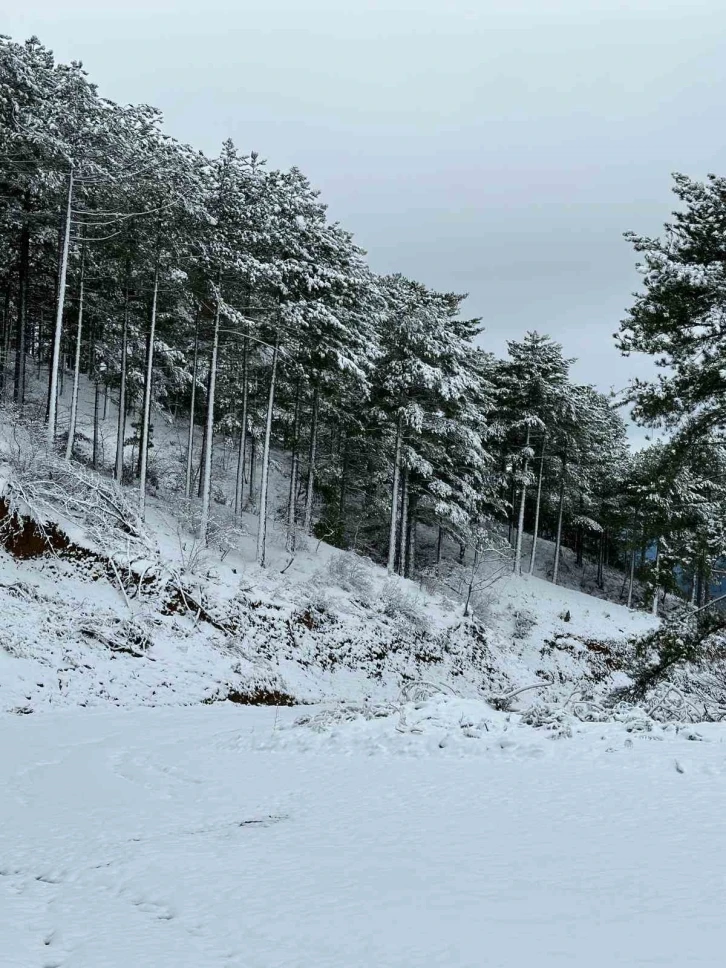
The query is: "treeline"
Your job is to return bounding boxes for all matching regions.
[1,35,723,610]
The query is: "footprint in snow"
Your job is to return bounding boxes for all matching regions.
[35,870,66,885]
[132,897,176,921]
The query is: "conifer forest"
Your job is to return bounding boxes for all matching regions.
[4,26,726,968]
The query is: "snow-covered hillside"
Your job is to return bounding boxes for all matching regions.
[0,443,656,715]
[2,379,725,968]
[0,368,661,717]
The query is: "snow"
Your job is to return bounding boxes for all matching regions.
[1,374,722,966]
[0,374,658,713]
[2,702,726,967]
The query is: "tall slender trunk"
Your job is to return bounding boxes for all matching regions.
[138,265,159,519]
[387,414,403,575]
[398,469,409,577]
[405,492,417,579]
[513,427,531,575]
[13,221,30,406]
[197,359,213,498]
[199,284,221,544]
[36,308,43,380]
[137,320,151,477]
[651,538,660,617]
[47,166,74,446]
[338,430,350,544]
[596,530,605,589]
[256,334,279,567]
[552,457,567,585]
[528,432,546,575]
[286,380,301,553]
[92,378,100,468]
[696,563,704,608]
[248,436,257,505]
[234,330,249,515]
[184,310,200,499]
[508,473,516,546]
[0,283,11,399]
[303,384,319,534]
[436,525,444,574]
[65,243,85,460]
[627,543,636,609]
[115,279,130,482]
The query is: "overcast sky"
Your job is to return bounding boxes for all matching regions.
[6,0,726,434]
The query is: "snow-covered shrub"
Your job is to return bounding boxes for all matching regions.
[293,702,392,732]
[171,496,245,568]
[513,608,537,640]
[380,579,427,629]
[300,584,334,620]
[520,701,573,738]
[147,449,186,495]
[325,553,374,600]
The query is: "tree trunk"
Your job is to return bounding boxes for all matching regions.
[248,435,257,505]
[436,525,444,574]
[234,330,249,516]
[338,430,349,544]
[138,265,159,520]
[696,563,704,608]
[0,283,11,400]
[513,427,531,575]
[406,493,418,579]
[398,469,409,577]
[627,543,636,609]
[13,221,29,406]
[528,433,546,575]
[552,457,567,585]
[197,359,213,498]
[184,310,200,499]
[48,166,74,446]
[303,384,319,534]
[596,530,605,589]
[651,538,660,616]
[115,278,130,482]
[65,244,85,460]
[464,547,479,617]
[199,285,222,544]
[286,380,301,553]
[256,335,279,567]
[92,378,100,469]
[387,414,403,575]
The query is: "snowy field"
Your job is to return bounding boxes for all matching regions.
[3,701,726,968]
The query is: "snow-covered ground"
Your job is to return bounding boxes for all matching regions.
[2,701,725,968]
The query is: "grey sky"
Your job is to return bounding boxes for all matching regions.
[6,0,726,435]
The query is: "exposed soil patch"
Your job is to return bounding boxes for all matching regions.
[205,687,299,706]
[0,498,74,558]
